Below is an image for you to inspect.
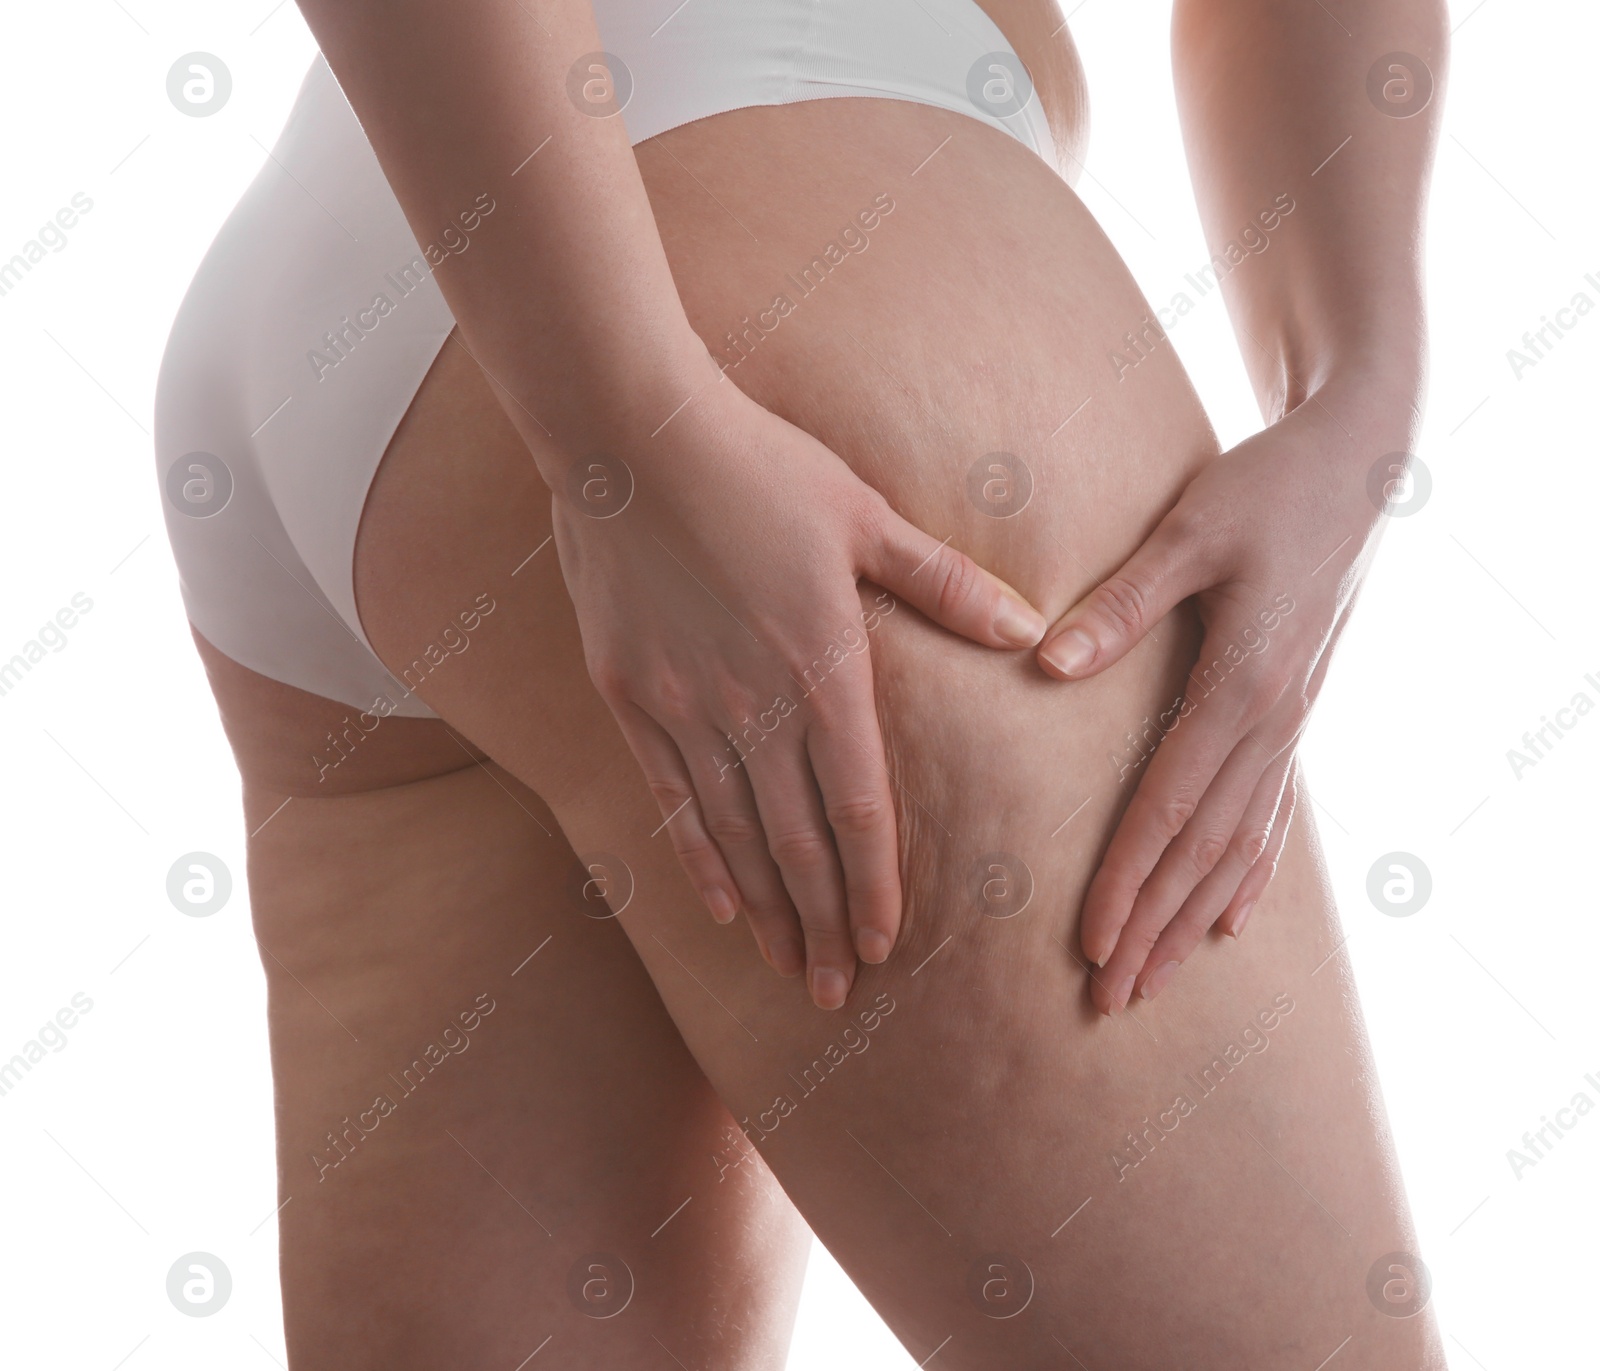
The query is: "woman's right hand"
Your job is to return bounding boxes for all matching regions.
[553,377,1047,1009]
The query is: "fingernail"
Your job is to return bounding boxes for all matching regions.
[707,888,738,924]
[1141,960,1181,1000]
[810,967,849,1009]
[994,600,1047,649]
[768,938,804,977]
[1228,899,1257,939]
[856,928,892,964]
[1041,627,1096,677]
[1111,973,1136,1009]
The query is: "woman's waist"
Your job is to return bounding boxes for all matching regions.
[585,0,1078,170]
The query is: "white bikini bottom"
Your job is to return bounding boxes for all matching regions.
[153,0,1058,720]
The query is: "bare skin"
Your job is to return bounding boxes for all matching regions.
[196,81,1444,1369]
[201,634,812,1368]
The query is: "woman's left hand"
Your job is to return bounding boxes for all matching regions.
[1036,381,1417,1013]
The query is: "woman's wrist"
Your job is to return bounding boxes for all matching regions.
[529,321,729,487]
[1286,347,1427,460]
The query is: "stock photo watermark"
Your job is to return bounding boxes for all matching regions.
[1111,192,1296,374]
[966,452,1033,518]
[310,592,496,781]
[567,1253,634,1317]
[1366,852,1431,918]
[166,53,231,117]
[972,852,1033,919]
[164,451,232,519]
[1366,451,1432,517]
[167,852,232,917]
[1505,670,1600,779]
[566,52,633,119]
[714,992,899,1181]
[1504,1069,1600,1180]
[1109,992,1296,1182]
[711,592,899,783]
[966,51,1035,124]
[567,454,634,518]
[0,192,94,300]
[1109,593,1297,782]
[1505,272,1600,380]
[966,1252,1034,1319]
[0,592,95,699]
[1365,53,1433,119]
[308,192,497,382]
[311,992,497,1182]
[568,853,635,918]
[711,193,896,373]
[0,993,95,1099]
[166,1252,232,1316]
[1365,1251,1431,1317]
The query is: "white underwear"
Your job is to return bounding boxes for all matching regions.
[154,0,1058,719]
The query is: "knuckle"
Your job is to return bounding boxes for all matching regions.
[825,792,891,838]
[797,912,850,944]
[1097,865,1145,912]
[712,676,765,726]
[1116,920,1162,961]
[1151,792,1199,840]
[1190,829,1230,876]
[1095,575,1153,637]
[741,901,794,932]
[586,654,631,703]
[1236,824,1273,866]
[1160,505,1204,547]
[767,827,833,870]
[646,777,694,813]
[669,830,718,867]
[649,672,699,727]
[931,550,982,620]
[704,809,763,848]
[1248,663,1299,711]
[851,489,893,542]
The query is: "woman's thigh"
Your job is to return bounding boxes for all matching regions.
[355,99,1443,1367]
[189,632,810,1371]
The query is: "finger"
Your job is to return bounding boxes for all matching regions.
[1216,757,1300,938]
[1132,744,1297,1001]
[609,702,745,927]
[740,725,857,1010]
[1037,506,1216,681]
[1077,655,1263,975]
[1088,729,1280,1014]
[679,724,809,979]
[805,681,903,966]
[863,508,1046,650]
[1208,617,1340,939]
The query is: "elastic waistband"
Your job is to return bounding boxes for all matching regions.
[592,0,1058,165]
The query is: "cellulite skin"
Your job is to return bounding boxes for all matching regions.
[342,98,1439,1366]
[183,1,1450,1365]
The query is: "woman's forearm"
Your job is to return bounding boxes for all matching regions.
[293,0,715,470]
[1171,0,1449,423]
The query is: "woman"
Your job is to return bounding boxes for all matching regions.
[155,0,1449,1365]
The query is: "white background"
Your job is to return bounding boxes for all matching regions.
[1,1,1594,1367]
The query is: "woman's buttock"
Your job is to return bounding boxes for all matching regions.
[345,97,1436,1366]
[352,91,1219,798]
[639,96,1209,619]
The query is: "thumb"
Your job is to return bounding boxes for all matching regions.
[865,510,1046,650]
[1038,510,1205,680]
